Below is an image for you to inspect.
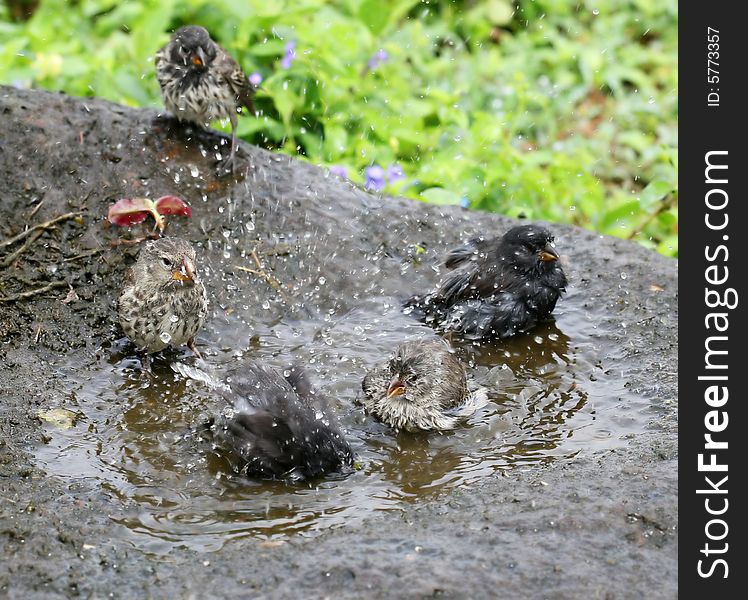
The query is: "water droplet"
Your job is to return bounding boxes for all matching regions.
[159,332,172,344]
[592,8,599,15]
[318,277,326,285]
[169,315,179,323]
[262,300,270,310]
[620,272,628,280]
[190,166,199,178]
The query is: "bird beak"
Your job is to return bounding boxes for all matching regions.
[191,47,207,67]
[172,256,195,283]
[538,242,559,262]
[387,376,406,398]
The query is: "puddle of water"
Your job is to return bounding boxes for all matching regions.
[33,280,647,555]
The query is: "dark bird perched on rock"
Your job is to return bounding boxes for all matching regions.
[211,363,353,481]
[405,224,567,340]
[361,339,488,432]
[155,25,256,173]
[118,237,208,357]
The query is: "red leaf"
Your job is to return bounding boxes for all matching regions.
[108,198,157,227]
[155,195,192,217]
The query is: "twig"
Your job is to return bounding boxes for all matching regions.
[0,212,82,249]
[64,248,103,262]
[0,281,68,304]
[0,229,46,268]
[28,200,45,220]
[109,230,162,247]
[627,194,677,241]
[233,247,289,301]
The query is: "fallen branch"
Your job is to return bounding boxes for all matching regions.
[0,280,68,304]
[0,229,46,268]
[0,211,82,249]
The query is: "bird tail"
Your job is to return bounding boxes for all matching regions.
[239,88,257,116]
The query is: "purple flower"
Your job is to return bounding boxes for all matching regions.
[460,197,471,208]
[367,48,389,71]
[365,165,386,191]
[281,41,297,69]
[249,72,263,87]
[386,164,404,184]
[329,165,349,179]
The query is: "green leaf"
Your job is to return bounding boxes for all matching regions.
[420,187,462,206]
[359,0,389,36]
[639,180,674,210]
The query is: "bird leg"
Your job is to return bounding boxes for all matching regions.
[188,337,203,360]
[217,112,239,175]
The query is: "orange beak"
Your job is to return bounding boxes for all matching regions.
[387,376,406,398]
[190,47,207,67]
[172,255,195,283]
[538,243,559,262]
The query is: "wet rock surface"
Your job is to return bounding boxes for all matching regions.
[0,86,677,598]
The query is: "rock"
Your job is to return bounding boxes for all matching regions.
[0,86,677,598]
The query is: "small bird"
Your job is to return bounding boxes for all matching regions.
[361,339,487,432]
[211,363,353,481]
[405,224,567,340]
[155,25,256,173]
[118,237,208,357]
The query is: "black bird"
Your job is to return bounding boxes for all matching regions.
[211,362,353,482]
[405,224,567,340]
[155,25,256,173]
[361,339,488,432]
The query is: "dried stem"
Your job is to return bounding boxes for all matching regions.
[0,280,68,304]
[233,247,288,301]
[0,229,46,268]
[0,212,82,249]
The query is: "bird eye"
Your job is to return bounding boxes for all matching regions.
[161,257,172,268]
[179,45,189,55]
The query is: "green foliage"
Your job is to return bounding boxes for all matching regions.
[0,0,678,256]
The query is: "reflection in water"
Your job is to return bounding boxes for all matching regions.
[33,287,640,554]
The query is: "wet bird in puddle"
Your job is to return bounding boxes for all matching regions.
[361,339,488,432]
[118,237,208,359]
[405,224,567,340]
[155,25,257,174]
[210,362,353,481]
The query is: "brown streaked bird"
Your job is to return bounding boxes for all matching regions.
[118,237,208,357]
[155,25,256,173]
[405,224,567,340]
[361,339,488,432]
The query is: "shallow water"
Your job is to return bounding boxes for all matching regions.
[33,271,648,554]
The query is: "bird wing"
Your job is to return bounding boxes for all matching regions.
[122,266,136,287]
[431,238,511,305]
[216,48,256,115]
[440,294,535,340]
[443,237,482,269]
